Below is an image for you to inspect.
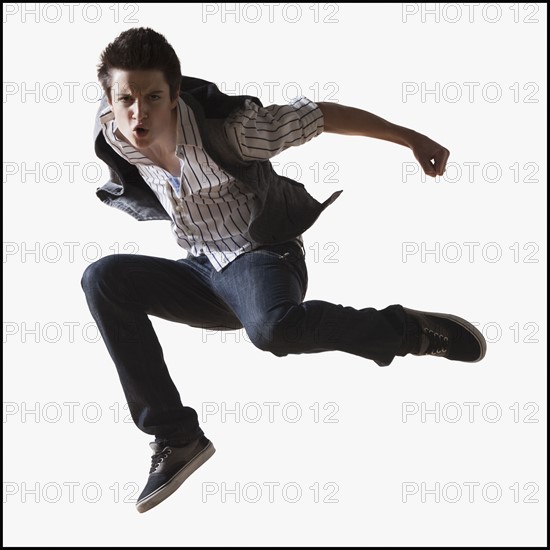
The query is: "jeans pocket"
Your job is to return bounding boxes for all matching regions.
[244,242,308,298]
[251,248,290,260]
[258,240,305,260]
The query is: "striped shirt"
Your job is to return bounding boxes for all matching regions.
[99,95,324,271]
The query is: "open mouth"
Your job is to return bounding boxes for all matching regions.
[133,127,149,138]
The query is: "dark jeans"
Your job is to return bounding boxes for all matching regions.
[81,240,414,444]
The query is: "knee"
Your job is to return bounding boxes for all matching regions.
[80,254,127,297]
[246,307,304,356]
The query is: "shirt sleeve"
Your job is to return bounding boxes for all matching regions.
[224,96,324,161]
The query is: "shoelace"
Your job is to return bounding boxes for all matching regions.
[424,328,449,355]
[149,447,172,474]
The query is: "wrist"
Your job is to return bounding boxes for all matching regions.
[394,126,418,148]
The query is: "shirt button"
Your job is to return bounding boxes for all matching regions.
[175,206,183,213]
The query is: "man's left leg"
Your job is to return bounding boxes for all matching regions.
[212,240,485,366]
[212,240,410,366]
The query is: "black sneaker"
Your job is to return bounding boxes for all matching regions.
[136,435,215,513]
[403,308,487,363]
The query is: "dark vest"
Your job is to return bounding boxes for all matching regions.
[93,75,343,245]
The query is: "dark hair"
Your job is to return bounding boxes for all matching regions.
[97,27,181,101]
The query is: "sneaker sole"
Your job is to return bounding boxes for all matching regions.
[136,441,216,513]
[404,308,487,362]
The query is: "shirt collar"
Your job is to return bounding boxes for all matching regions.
[99,102,114,125]
[176,97,202,148]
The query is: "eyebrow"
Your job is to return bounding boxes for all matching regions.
[116,90,166,97]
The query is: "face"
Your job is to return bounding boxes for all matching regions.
[108,69,178,150]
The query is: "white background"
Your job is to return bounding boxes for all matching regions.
[3,2,547,546]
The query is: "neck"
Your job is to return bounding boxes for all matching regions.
[145,107,178,160]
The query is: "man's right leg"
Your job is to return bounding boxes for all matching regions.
[81,253,242,444]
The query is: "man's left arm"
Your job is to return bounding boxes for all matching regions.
[317,101,450,178]
[224,97,324,161]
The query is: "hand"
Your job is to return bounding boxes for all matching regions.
[409,132,450,178]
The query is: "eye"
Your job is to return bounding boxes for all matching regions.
[149,95,161,100]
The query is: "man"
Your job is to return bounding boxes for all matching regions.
[82,27,486,513]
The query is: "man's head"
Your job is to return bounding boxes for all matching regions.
[97,28,181,150]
